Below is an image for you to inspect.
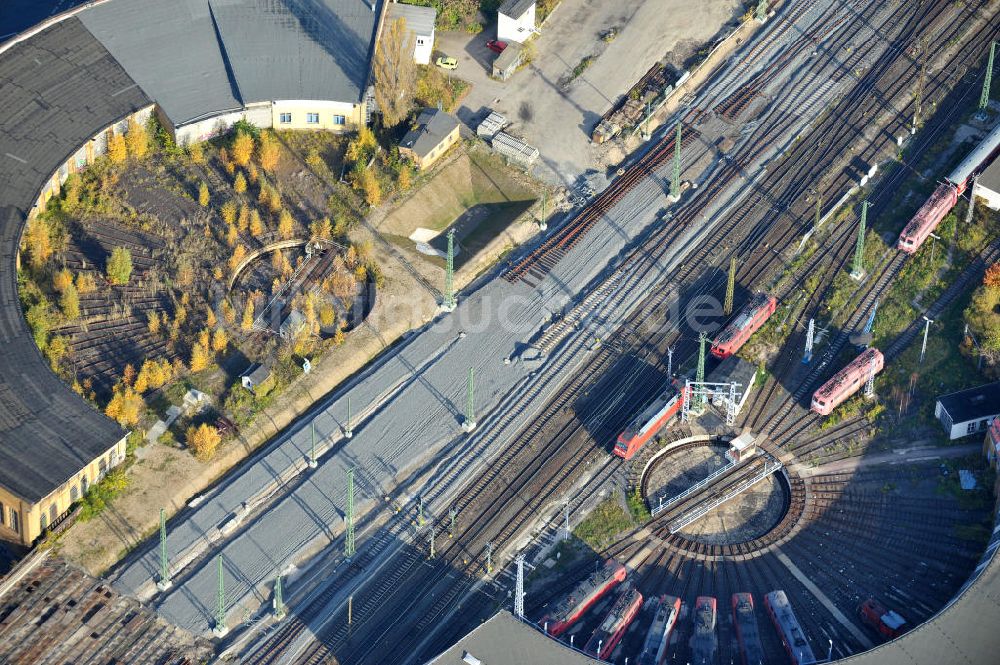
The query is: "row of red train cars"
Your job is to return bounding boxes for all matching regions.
[540,561,906,664]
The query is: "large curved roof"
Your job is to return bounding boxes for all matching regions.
[0,16,145,502]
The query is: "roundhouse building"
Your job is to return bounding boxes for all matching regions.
[0,0,385,546]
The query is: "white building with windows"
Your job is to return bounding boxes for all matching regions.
[498,0,536,44]
[387,1,436,65]
[935,381,1000,440]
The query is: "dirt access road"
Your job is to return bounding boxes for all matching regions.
[437,0,741,188]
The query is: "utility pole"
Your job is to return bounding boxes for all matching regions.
[669,121,682,201]
[696,332,707,407]
[864,355,877,399]
[273,573,286,620]
[157,508,171,591]
[449,506,457,537]
[850,200,869,280]
[756,0,768,22]
[462,367,477,432]
[803,318,815,364]
[920,316,934,364]
[418,494,425,527]
[443,229,457,311]
[539,191,548,231]
[308,421,318,469]
[514,555,526,620]
[428,522,435,559]
[666,345,675,377]
[485,542,493,574]
[562,502,571,540]
[980,41,996,112]
[965,175,979,224]
[213,555,228,637]
[815,196,822,228]
[724,256,737,316]
[345,468,356,558]
[343,395,353,439]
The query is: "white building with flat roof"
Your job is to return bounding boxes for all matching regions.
[497,0,536,44]
[387,1,436,65]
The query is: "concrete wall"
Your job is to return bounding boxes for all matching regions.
[271,99,365,132]
[498,3,536,44]
[976,184,1000,211]
[173,103,273,146]
[0,436,127,546]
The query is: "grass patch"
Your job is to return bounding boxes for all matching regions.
[573,495,634,550]
[626,486,651,523]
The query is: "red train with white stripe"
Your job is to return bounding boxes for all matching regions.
[811,348,884,416]
[584,582,643,660]
[614,380,686,459]
[711,293,778,359]
[638,595,681,665]
[898,121,1000,253]
[542,559,627,636]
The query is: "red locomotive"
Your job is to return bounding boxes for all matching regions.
[710,293,777,359]
[614,380,686,460]
[811,348,883,416]
[583,582,643,660]
[732,593,766,665]
[638,595,681,665]
[898,121,1000,253]
[542,559,627,636]
[859,598,908,639]
[764,590,816,665]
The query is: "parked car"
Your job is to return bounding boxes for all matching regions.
[486,40,508,54]
[435,56,458,70]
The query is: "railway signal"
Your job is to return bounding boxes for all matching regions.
[803,318,815,364]
[920,316,934,364]
[157,508,171,592]
[696,332,707,407]
[666,345,675,377]
[273,573,286,620]
[850,200,869,280]
[514,555,528,620]
[213,555,228,637]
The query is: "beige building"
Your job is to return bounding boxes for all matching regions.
[399,108,462,170]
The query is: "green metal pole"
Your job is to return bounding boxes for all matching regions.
[444,229,456,310]
[670,122,682,199]
[696,332,707,407]
[215,555,226,635]
[345,468,356,558]
[463,367,476,432]
[852,201,868,279]
[158,508,170,590]
[724,256,736,316]
[981,41,996,111]
[274,573,286,619]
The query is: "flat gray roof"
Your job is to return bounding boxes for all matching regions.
[424,611,601,665]
[0,17,137,503]
[386,2,435,36]
[499,0,535,20]
[79,0,242,126]
[79,0,383,127]
[209,0,383,108]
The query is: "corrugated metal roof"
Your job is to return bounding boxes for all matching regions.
[386,2,435,36]
[209,0,382,106]
[499,0,534,19]
[78,0,243,126]
[424,611,601,665]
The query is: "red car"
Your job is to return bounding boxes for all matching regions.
[486,40,508,54]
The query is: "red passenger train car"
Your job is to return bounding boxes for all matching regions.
[898,120,1000,253]
[764,590,816,665]
[614,380,686,460]
[583,582,643,660]
[711,293,778,359]
[811,348,884,416]
[542,559,627,636]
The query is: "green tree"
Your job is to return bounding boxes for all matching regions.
[374,17,417,127]
[106,247,133,285]
[24,217,52,269]
[60,282,80,319]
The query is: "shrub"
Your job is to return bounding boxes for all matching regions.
[212,327,228,353]
[221,200,237,225]
[147,310,161,334]
[106,246,133,285]
[104,386,143,426]
[53,268,74,293]
[45,335,70,371]
[76,272,96,294]
[229,244,247,273]
[257,132,280,172]
[24,217,52,269]
[60,282,80,319]
[126,116,149,159]
[188,141,205,164]
[234,171,247,194]
[198,181,210,207]
[249,209,265,236]
[232,130,254,167]
[189,341,211,372]
[26,301,53,350]
[310,217,332,240]
[107,132,127,164]
[241,298,255,331]
[278,209,295,239]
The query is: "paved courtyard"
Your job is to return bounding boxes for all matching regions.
[437,0,741,186]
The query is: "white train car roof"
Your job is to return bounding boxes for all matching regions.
[948,121,1000,185]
